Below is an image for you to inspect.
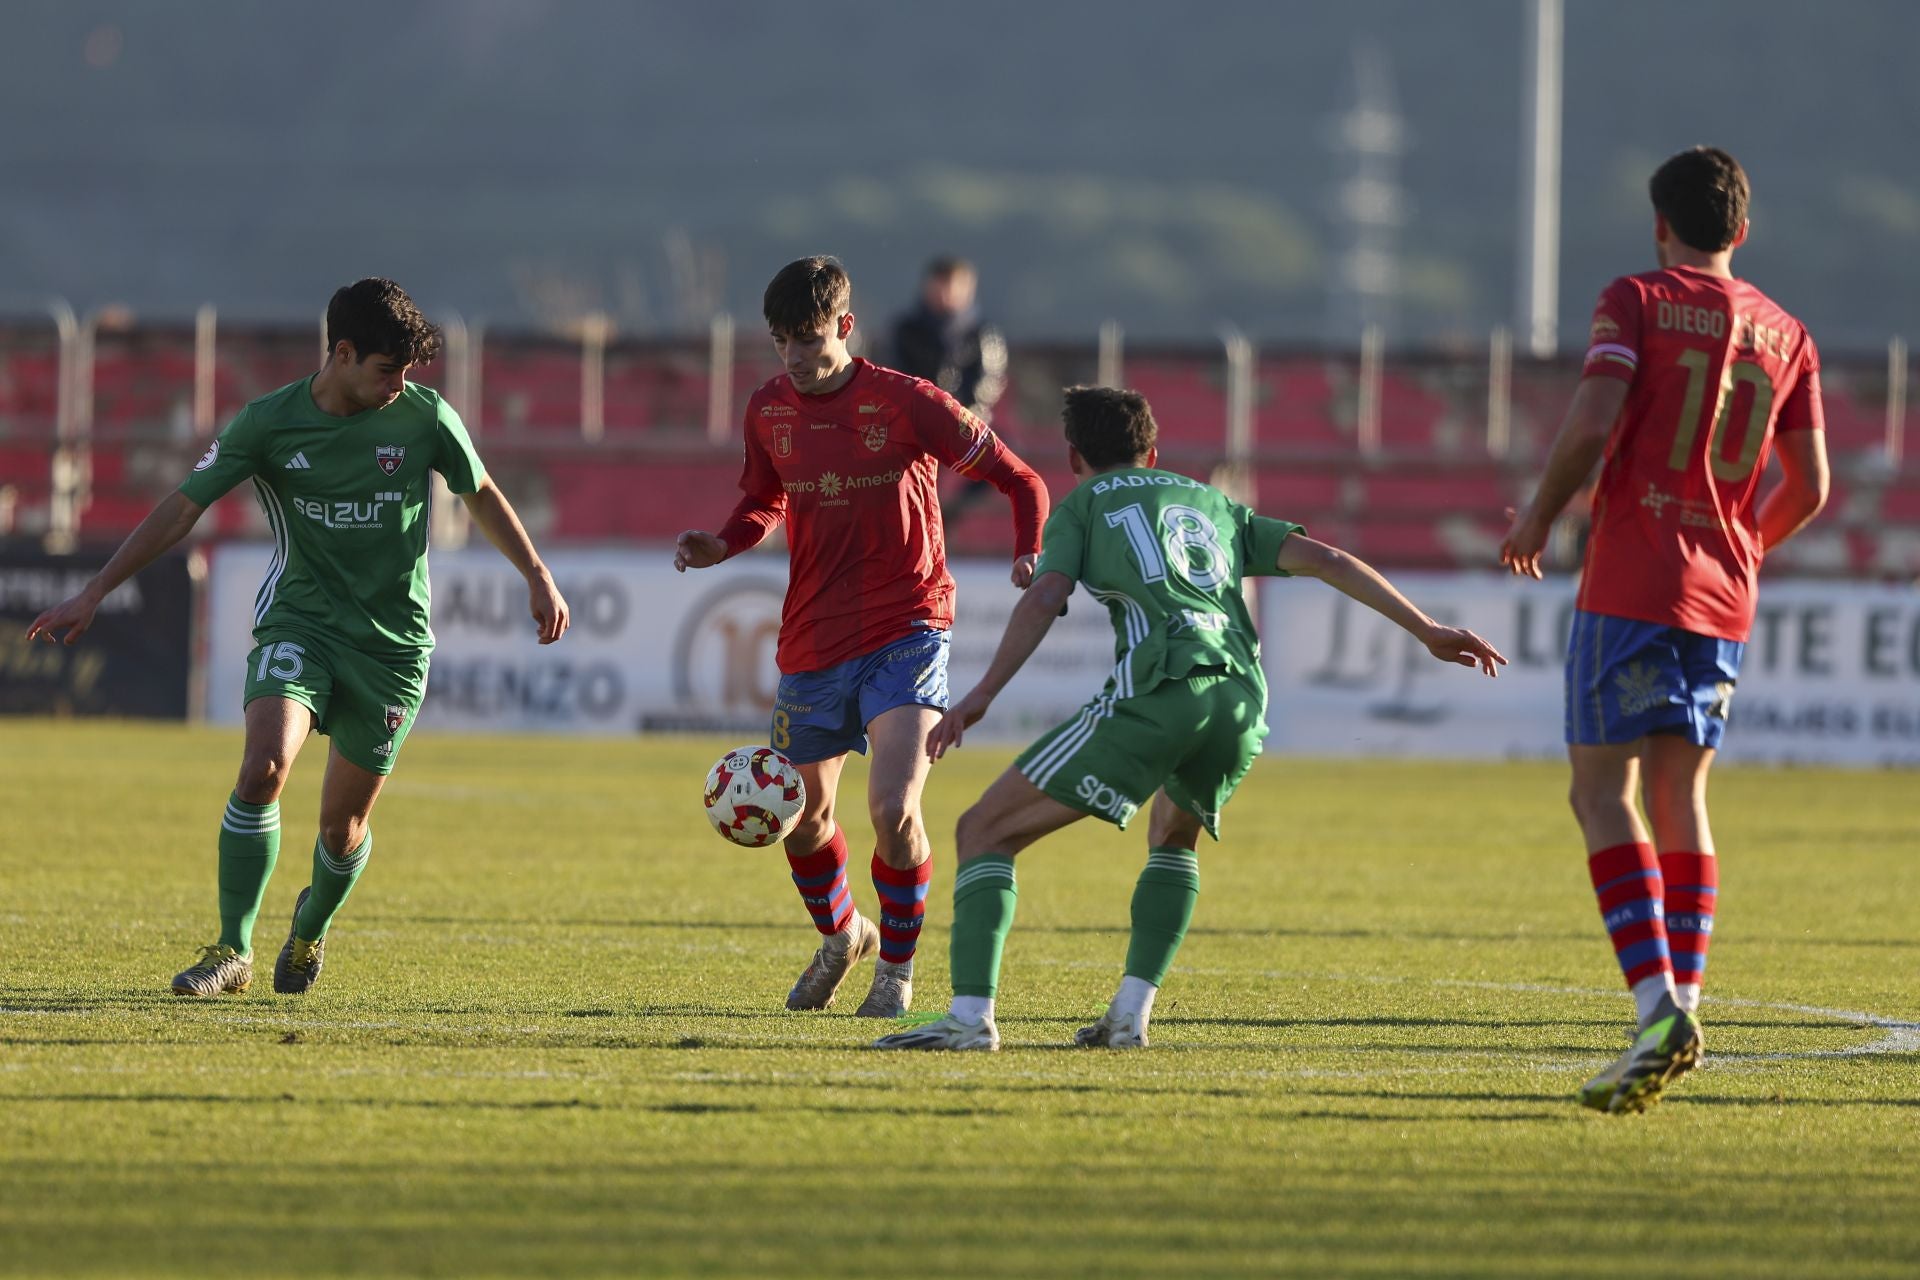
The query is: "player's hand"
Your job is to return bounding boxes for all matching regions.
[1499,505,1549,580]
[675,531,727,573]
[1010,553,1038,589]
[1422,624,1507,677]
[926,688,993,761]
[25,590,101,646]
[528,572,570,645]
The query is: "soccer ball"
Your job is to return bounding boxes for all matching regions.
[702,745,806,847]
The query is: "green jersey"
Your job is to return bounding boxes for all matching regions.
[179,377,486,655]
[1033,468,1301,701]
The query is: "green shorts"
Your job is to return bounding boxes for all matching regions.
[1015,668,1268,838]
[242,628,429,775]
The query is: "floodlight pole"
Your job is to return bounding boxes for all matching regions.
[1518,0,1563,358]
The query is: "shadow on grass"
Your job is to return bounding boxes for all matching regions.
[0,1092,1008,1118]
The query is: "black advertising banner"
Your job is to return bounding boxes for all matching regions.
[0,545,194,718]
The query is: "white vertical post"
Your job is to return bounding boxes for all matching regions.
[1518,0,1563,358]
[1218,327,1256,506]
[1097,320,1124,388]
[1888,336,1908,467]
[194,304,217,434]
[45,298,79,552]
[434,312,473,549]
[1357,322,1384,457]
[1487,324,1514,457]
[708,312,736,446]
[581,312,608,443]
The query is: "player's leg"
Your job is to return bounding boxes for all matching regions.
[1642,735,1718,1017]
[1564,611,1702,1111]
[273,647,420,993]
[172,639,325,996]
[852,632,952,1016]
[1081,672,1263,1048]
[855,704,943,1016]
[1642,632,1740,1017]
[1076,789,1205,1049]
[270,742,386,994]
[775,657,885,1009]
[872,767,1084,1050]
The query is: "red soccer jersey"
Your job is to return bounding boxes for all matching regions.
[717,358,1047,673]
[1576,266,1823,641]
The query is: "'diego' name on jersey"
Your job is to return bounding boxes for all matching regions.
[293,491,405,529]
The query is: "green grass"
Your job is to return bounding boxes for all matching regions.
[2,720,1917,1279]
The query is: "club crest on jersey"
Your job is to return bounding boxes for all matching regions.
[773,423,793,458]
[193,440,220,471]
[375,445,406,476]
[383,704,406,734]
[860,423,888,453]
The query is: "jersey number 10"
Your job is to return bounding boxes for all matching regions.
[1670,350,1774,483]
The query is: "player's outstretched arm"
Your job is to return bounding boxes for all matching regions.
[1278,534,1506,677]
[1501,376,1628,579]
[26,490,205,645]
[927,570,1076,759]
[461,478,570,645]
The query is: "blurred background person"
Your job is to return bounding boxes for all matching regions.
[888,256,1009,520]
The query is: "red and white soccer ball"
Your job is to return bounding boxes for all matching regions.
[702,745,806,848]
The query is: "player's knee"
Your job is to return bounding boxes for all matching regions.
[953,803,998,860]
[234,751,294,804]
[317,815,368,857]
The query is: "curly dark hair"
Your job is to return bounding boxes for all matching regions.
[1062,386,1158,469]
[1649,147,1750,254]
[326,277,442,365]
[762,256,851,336]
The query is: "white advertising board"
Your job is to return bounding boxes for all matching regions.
[204,549,1920,764]
[1259,573,1920,766]
[203,545,1122,741]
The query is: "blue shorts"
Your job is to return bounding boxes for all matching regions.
[1565,610,1745,749]
[772,629,951,765]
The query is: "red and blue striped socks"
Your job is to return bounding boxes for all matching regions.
[872,854,932,965]
[1660,850,1718,1013]
[1587,841,1674,1023]
[786,827,853,935]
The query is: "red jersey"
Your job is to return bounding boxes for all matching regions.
[717,358,1047,673]
[1576,266,1823,641]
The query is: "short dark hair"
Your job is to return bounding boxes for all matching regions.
[1062,386,1157,469]
[763,256,851,335]
[1649,147,1750,253]
[924,255,974,280]
[326,278,441,365]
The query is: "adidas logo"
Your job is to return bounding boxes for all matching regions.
[285,453,312,470]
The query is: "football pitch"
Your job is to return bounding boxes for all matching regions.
[2,721,1916,1279]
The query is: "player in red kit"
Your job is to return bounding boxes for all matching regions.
[1502,148,1829,1113]
[676,256,1048,1017]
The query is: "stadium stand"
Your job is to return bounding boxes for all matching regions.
[2,319,1915,575]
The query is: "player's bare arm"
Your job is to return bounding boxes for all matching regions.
[927,570,1076,760]
[26,490,206,645]
[461,477,570,644]
[1501,376,1630,579]
[1278,534,1506,676]
[1756,427,1830,552]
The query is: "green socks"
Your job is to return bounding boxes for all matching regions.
[1124,845,1200,986]
[216,794,281,955]
[294,830,371,941]
[949,854,1018,998]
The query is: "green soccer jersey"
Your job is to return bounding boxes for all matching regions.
[1033,468,1302,700]
[179,377,486,655]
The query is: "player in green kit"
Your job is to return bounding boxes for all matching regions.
[27,278,570,997]
[875,387,1506,1051]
